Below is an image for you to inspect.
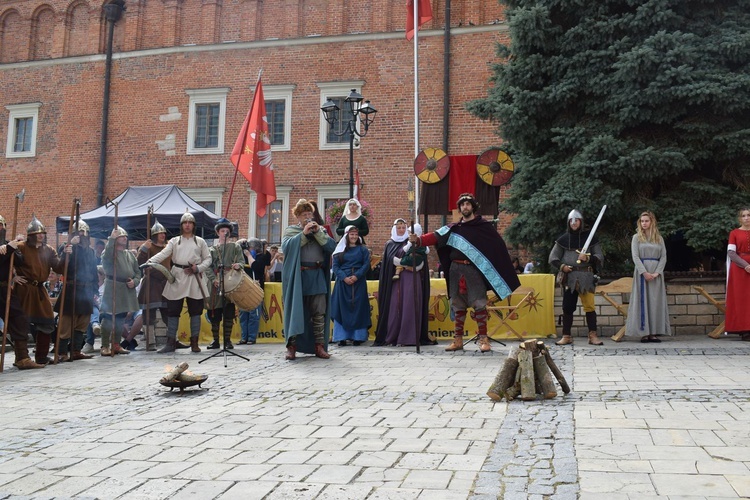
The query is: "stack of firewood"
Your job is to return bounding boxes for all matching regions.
[487,339,570,401]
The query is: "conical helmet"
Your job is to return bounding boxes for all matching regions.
[180,212,196,224]
[151,218,166,235]
[114,226,128,238]
[567,209,583,223]
[27,215,46,235]
[77,220,90,236]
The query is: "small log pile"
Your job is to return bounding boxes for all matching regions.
[487,340,570,401]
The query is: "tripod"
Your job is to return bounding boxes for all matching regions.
[199,242,249,366]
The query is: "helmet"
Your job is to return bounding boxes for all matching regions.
[214,218,232,234]
[151,218,166,235]
[113,226,128,238]
[77,220,90,236]
[26,215,46,235]
[0,215,5,228]
[567,209,583,224]
[180,212,196,224]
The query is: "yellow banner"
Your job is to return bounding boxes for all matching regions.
[182,274,556,345]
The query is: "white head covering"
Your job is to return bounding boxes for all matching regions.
[404,223,429,254]
[343,199,363,220]
[391,218,409,242]
[333,225,360,256]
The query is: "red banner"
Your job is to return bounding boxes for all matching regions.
[406,0,433,41]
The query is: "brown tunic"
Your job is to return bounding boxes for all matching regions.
[15,242,64,325]
[137,242,170,309]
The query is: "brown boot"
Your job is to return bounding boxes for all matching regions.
[157,337,176,354]
[285,344,296,360]
[445,336,464,351]
[13,357,45,370]
[190,336,201,353]
[588,331,603,346]
[556,335,573,346]
[70,351,94,361]
[314,343,330,359]
[111,343,130,355]
[478,336,492,353]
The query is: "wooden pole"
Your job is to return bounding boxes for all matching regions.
[145,206,152,346]
[106,198,119,356]
[53,200,78,363]
[0,189,25,373]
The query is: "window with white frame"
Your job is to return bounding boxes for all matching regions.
[5,103,41,158]
[181,186,223,217]
[317,184,349,240]
[248,185,291,245]
[262,84,294,151]
[186,88,229,155]
[317,81,365,150]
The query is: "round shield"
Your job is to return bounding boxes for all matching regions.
[414,148,450,184]
[477,147,514,186]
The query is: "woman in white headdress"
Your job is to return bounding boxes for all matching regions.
[330,225,371,346]
[336,199,369,244]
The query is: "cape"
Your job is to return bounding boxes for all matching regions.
[435,217,521,300]
[281,225,336,354]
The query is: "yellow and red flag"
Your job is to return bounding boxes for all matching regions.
[406,0,433,41]
[231,79,277,217]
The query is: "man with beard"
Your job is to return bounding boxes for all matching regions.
[147,212,211,353]
[136,219,170,351]
[281,199,336,360]
[548,209,604,346]
[205,218,244,349]
[0,216,44,369]
[54,220,98,361]
[100,226,141,356]
[14,216,64,365]
[410,193,520,353]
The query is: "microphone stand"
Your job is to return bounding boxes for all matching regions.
[199,238,248,366]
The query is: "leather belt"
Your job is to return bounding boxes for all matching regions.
[172,263,191,269]
[105,274,131,283]
[452,259,471,265]
[20,279,44,287]
[300,263,322,271]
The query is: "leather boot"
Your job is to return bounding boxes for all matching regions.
[478,335,491,353]
[285,344,296,361]
[158,336,176,354]
[445,336,464,351]
[556,335,573,346]
[55,338,70,363]
[190,336,201,353]
[35,332,53,365]
[223,321,234,349]
[13,340,45,369]
[588,331,603,346]
[71,330,92,359]
[223,336,234,349]
[314,343,330,359]
[207,323,220,349]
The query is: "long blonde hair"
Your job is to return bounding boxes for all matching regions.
[636,211,662,243]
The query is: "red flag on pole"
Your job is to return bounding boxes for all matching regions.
[231,79,277,218]
[406,0,433,41]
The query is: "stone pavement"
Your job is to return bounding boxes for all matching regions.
[0,334,749,499]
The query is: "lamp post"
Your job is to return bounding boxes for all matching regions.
[321,90,377,199]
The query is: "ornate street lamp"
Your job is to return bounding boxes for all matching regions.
[321,89,377,199]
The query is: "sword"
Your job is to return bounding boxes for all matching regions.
[576,205,607,264]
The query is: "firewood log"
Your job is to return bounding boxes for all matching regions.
[487,357,520,401]
[538,342,570,394]
[160,362,189,383]
[518,349,536,401]
[533,354,558,399]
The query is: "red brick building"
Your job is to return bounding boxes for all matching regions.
[0,0,508,250]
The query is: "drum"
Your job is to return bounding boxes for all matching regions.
[223,269,264,311]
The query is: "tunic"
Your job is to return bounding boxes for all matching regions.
[331,245,371,341]
[336,215,369,242]
[205,242,244,309]
[726,228,750,332]
[147,234,211,301]
[15,242,63,325]
[549,229,604,294]
[625,235,672,336]
[100,237,141,315]
[137,242,170,310]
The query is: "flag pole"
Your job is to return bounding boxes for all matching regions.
[413,2,422,354]
[225,68,264,218]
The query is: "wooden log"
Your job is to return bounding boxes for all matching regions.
[487,357,520,401]
[539,343,571,394]
[533,354,558,399]
[160,362,189,383]
[505,363,522,402]
[517,349,536,401]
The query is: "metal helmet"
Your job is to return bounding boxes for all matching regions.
[114,226,128,238]
[151,218,166,235]
[0,215,5,228]
[76,220,91,236]
[180,212,196,224]
[247,237,263,252]
[26,215,46,235]
[567,209,583,224]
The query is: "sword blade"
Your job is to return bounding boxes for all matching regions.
[579,205,607,255]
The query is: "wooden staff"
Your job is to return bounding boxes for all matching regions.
[145,205,152,343]
[411,219,421,354]
[0,188,25,373]
[70,201,80,353]
[105,198,119,356]
[53,199,79,363]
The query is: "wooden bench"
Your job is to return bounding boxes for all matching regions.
[595,277,633,342]
[692,286,725,339]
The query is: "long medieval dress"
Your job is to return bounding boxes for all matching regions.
[383,242,426,346]
[625,235,672,337]
[331,244,371,343]
[726,228,750,333]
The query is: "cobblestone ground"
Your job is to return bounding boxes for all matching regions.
[1,336,749,499]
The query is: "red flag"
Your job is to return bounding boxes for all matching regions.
[231,79,277,218]
[406,0,433,41]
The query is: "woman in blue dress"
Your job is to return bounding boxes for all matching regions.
[331,226,371,346]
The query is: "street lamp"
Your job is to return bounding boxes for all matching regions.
[321,89,377,199]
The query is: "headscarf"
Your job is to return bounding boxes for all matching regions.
[391,218,409,243]
[404,223,429,254]
[333,225,360,256]
[343,199,363,221]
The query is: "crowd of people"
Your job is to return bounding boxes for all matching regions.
[1,197,748,370]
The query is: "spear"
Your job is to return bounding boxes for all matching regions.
[105,197,119,356]
[53,199,80,363]
[0,188,25,373]
[145,205,152,348]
